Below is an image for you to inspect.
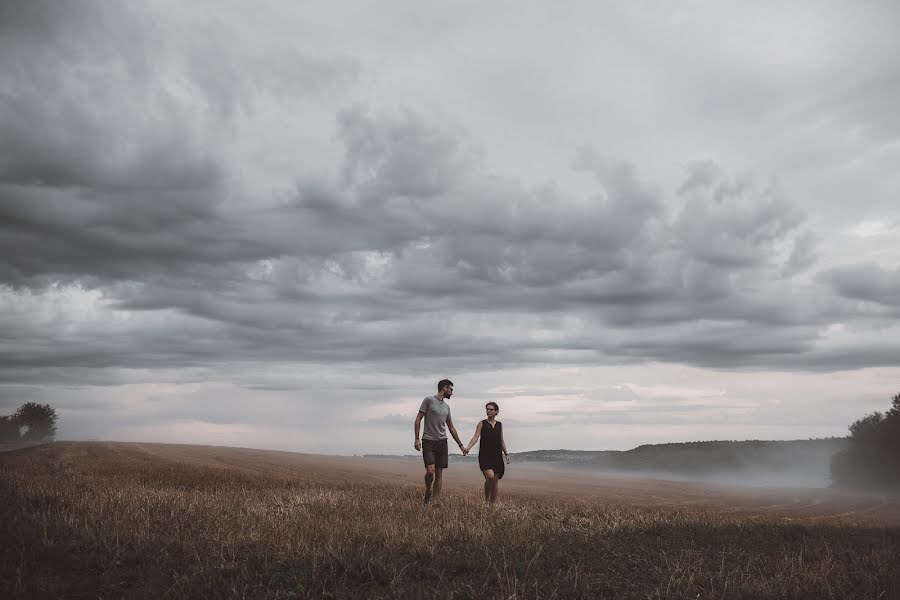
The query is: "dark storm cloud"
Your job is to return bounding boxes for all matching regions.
[0,0,358,287]
[819,263,900,308]
[0,1,218,190]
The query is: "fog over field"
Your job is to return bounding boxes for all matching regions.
[2,1,900,454]
[376,437,849,488]
[517,462,834,490]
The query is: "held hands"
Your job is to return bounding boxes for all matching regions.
[460,443,469,456]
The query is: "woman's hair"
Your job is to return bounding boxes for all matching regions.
[485,401,499,413]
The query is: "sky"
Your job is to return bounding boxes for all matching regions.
[1,0,899,455]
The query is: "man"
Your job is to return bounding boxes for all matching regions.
[414,379,467,506]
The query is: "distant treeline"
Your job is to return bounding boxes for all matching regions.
[510,438,849,476]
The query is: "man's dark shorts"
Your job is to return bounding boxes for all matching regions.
[421,438,449,469]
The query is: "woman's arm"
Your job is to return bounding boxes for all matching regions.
[465,420,483,453]
[499,423,510,463]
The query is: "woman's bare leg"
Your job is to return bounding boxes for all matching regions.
[489,478,500,504]
[482,469,495,503]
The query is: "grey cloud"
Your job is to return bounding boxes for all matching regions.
[782,231,819,277]
[615,322,818,369]
[0,187,250,285]
[337,105,478,199]
[674,162,803,268]
[819,263,900,308]
[799,44,900,146]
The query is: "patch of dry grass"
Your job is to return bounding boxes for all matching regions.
[1,442,897,599]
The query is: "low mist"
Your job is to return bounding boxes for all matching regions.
[456,438,850,490]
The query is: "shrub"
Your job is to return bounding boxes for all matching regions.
[831,392,900,489]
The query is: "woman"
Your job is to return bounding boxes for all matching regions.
[464,401,510,504]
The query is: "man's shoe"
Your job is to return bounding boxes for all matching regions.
[422,488,432,505]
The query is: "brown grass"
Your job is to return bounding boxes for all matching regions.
[1,442,898,599]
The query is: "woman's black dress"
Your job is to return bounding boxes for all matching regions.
[478,419,504,479]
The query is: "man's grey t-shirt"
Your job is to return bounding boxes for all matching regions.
[419,395,451,441]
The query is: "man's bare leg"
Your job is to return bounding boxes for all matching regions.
[423,464,435,505]
[431,467,444,506]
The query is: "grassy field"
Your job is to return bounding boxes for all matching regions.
[1,442,898,599]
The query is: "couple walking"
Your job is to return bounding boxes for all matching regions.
[413,379,510,506]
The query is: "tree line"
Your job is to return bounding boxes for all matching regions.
[0,402,58,443]
[831,392,900,490]
[510,438,847,473]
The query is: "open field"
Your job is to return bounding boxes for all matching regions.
[1,442,898,599]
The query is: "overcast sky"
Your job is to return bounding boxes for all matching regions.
[2,1,899,454]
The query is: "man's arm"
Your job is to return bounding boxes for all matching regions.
[446,417,466,455]
[414,411,425,451]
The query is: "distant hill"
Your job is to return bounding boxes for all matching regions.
[519,437,845,471]
[368,438,850,486]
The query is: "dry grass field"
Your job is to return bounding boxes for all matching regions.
[1,442,898,599]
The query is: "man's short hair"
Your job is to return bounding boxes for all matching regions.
[437,379,453,391]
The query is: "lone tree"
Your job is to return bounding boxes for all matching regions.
[831,392,900,489]
[0,415,19,442]
[13,402,59,442]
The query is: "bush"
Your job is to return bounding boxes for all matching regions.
[13,403,58,442]
[831,392,900,489]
